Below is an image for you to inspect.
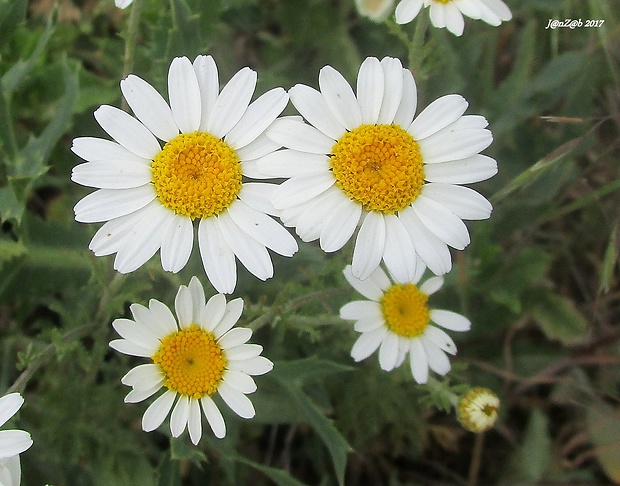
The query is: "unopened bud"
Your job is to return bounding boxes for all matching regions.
[457,387,499,433]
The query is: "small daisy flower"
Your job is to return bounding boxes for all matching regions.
[259,56,496,280]
[395,0,512,36]
[72,56,297,293]
[457,387,500,432]
[339,264,470,384]
[109,276,273,443]
[0,393,33,486]
[355,0,395,22]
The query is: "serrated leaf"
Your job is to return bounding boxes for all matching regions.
[586,400,620,483]
[0,185,25,223]
[530,291,589,346]
[271,357,353,387]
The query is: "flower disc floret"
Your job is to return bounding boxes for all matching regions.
[151,132,242,219]
[380,283,430,337]
[331,124,424,213]
[152,324,227,399]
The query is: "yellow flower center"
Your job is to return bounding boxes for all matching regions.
[330,124,424,214]
[151,132,243,219]
[151,324,227,399]
[380,283,430,338]
[434,0,452,4]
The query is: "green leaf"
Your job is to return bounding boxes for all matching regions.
[271,357,353,387]
[529,290,589,346]
[586,400,620,483]
[0,184,25,223]
[599,220,619,295]
[234,456,309,486]
[505,409,551,483]
[0,0,28,46]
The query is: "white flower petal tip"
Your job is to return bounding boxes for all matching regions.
[73,56,292,290]
[355,0,395,22]
[115,0,134,8]
[394,0,512,34]
[0,393,33,460]
[110,277,272,443]
[263,57,495,275]
[341,264,471,383]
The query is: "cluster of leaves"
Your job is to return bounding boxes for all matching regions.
[0,0,619,484]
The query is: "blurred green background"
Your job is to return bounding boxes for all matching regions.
[0,0,619,484]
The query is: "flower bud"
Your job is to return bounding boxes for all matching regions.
[457,387,499,433]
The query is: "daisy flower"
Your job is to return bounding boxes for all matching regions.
[110,276,273,443]
[259,56,496,281]
[355,0,395,22]
[339,264,470,384]
[72,56,297,293]
[395,0,512,36]
[0,393,33,486]
[115,0,133,8]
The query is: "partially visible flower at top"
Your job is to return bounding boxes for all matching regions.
[0,393,33,486]
[339,263,470,384]
[72,55,298,293]
[110,276,273,443]
[395,0,512,36]
[457,387,500,432]
[259,56,496,281]
[115,0,133,8]
[355,0,395,22]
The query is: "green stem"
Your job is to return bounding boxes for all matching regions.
[427,376,460,408]
[409,11,428,75]
[121,0,144,109]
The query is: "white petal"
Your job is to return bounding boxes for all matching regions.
[207,67,257,138]
[289,84,346,140]
[256,150,330,178]
[412,195,470,250]
[455,0,482,19]
[168,57,202,133]
[226,87,289,149]
[444,4,465,36]
[409,338,429,384]
[238,183,279,217]
[71,160,152,189]
[0,452,21,486]
[236,132,282,161]
[350,327,387,362]
[0,431,32,457]
[198,217,237,294]
[377,57,403,124]
[175,284,194,328]
[121,364,163,390]
[420,335,451,375]
[0,394,23,428]
[225,343,263,361]
[226,356,273,375]
[188,399,202,445]
[429,2,447,28]
[227,200,298,257]
[112,318,160,350]
[382,213,418,284]
[160,215,193,273]
[294,187,344,242]
[94,105,160,159]
[218,328,252,350]
[420,128,492,163]
[148,299,179,336]
[319,65,362,131]
[71,137,150,164]
[223,370,257,394]
[188,276,206,323]
[430,309,471,332]
[423,155,497,184]
[342,265,383,301]
[353,317,384,332]
[419,276,444,295]
[142,390,176,432]
[351,211,386,280]
[212,298,244,338]
[121,74,179,141]
[193,55,219,131]
[378,332,400,371]
[200,396,226,438]
[200,293,227,332]
[478,0,512,25]
[395,0,424,24]
[408,94,468,141]
[218,212,273,281]
[74,185,156,223]
[267,118,335,154]
[393,68,418,128]
[399,208,452,275]
[422,183,492,221]
[272,172,335,210]
[340,300,383,321]
[170,395,190,438]
[319,195,363,252]
[357,57,384,124]
[218,382,255,419]
[109,339,154,358]
[425,325,458,355]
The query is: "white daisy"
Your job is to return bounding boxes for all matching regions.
[259,56,496,280]
[115,0,133,8]
[0,393,33,486]
[457,387,500,432]
[72,56,298,294]
[339,264,470,384]
[110,276,273,443]
[395,0,512,36]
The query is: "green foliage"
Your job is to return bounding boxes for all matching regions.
[0,0,618,484]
